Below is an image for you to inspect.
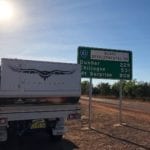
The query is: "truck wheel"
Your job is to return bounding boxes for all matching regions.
[48,129,63,141]
[51,134,63,142]
[0,139,8,149]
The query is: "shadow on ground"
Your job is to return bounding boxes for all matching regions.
[91,128,150,150]
[0,131,78,150]
[122,124,150,133]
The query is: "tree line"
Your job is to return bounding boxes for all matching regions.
[81,80,150,101]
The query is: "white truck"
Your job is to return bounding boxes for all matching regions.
[0,58,81,142]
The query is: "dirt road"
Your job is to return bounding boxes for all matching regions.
[81,96,150,114]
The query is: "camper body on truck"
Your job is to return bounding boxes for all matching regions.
[0,58,81,142]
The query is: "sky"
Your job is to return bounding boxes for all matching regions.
[0,0,150,83]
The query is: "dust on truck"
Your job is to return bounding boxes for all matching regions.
[0,58,81,142]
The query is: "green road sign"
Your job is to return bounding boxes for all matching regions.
[78,46,132,80]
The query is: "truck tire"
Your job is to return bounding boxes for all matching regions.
[48,129,63,142]
[51,134,63,142]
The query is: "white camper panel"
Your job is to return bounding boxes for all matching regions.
[0,58,81,97]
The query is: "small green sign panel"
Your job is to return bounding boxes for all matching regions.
[78,46,132,80]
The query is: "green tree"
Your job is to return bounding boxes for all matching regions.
[93,86,99,95]
[97,82,111,96]
[134,82,150,99]
[81,81,90,95]
[111,82,120,97]
[123,80,137,98]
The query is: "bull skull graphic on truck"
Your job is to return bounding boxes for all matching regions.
[9,66,75,80]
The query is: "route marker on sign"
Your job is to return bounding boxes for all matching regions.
[78,46,132,80]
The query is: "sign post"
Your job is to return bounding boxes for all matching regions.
[78,46,132,126]
[119,80,123,124]
[89,78,92,128]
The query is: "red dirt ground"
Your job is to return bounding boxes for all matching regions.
[64,100,150,150]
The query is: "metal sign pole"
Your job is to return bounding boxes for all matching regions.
[88,78,92,129]
[119,80,123,124]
